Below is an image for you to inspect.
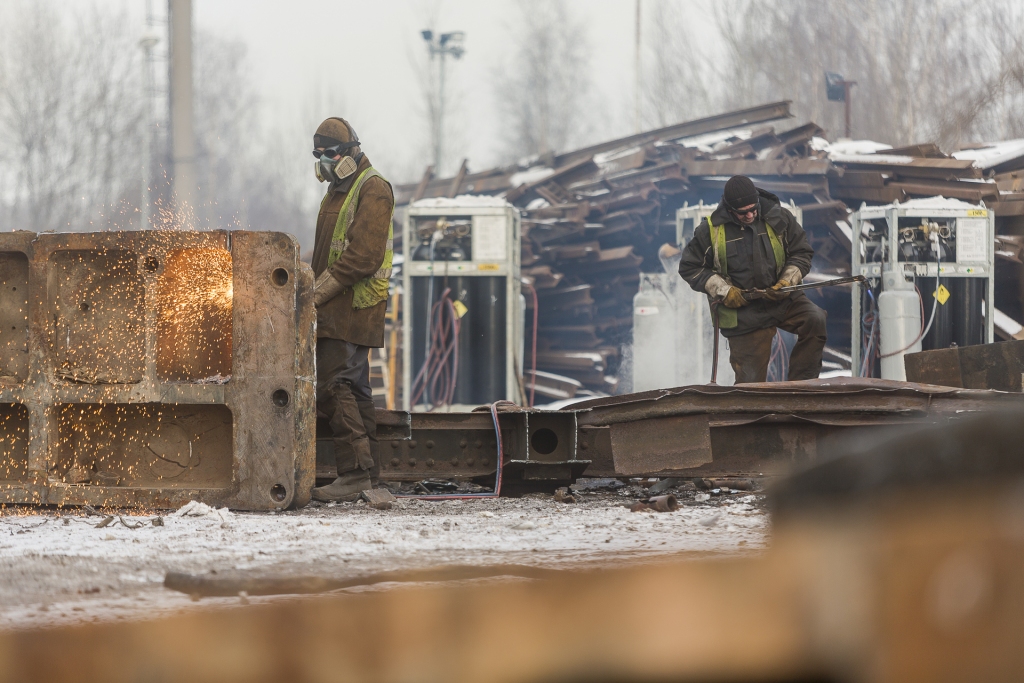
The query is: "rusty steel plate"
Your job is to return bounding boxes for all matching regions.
[0,230,315,511]
[609,414,712,476]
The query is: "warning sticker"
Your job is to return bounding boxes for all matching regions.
[452,300,469,318]
[934,284,951,305]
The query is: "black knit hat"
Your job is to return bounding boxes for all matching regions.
[723,175,758,210]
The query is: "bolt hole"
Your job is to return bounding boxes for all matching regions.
[272,268,289,286]
[531,428,559,455]
[144,256,160,272]
[272,389,289,407]
[270,484,287,502]
[79,302,90,312]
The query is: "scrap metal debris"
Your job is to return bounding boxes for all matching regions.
[629,494,679,513]
[397,102,1024,392]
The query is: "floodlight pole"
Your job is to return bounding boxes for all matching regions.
[422,30,465,173]
[843,80,855,138]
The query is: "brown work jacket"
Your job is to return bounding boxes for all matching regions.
[311,154,395,347]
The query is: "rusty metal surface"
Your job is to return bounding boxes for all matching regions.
[572,378,1024,478]
[325,379,1024,484]
[609,414,711,476]
[317,407,589,493]
[0,230,314,510]
[905,341,1024,392]
[571,377,1024,426]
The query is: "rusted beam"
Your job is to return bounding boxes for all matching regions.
[905,340,1024,392]
[681,158,834,177]
[572,379,1024,427]
[318,408,588,493]
[553,100,794,167]
[446,159,468,198]
[411,165,434,202]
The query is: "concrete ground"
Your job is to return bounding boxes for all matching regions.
[0,481,768,630]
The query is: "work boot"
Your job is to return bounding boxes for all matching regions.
[311,470,372,503]
[356,399,381,486]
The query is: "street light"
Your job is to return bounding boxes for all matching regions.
[422,29,465,172]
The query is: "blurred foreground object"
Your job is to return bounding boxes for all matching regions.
[2,408,1024,681]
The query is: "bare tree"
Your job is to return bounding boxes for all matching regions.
[715,0,1024,148]
[0,2,144,232]
[641,1,717,129]
[493,0,595,162]
[0,1,319,254]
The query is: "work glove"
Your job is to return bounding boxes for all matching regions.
[705,273,748,309]
[763,265,803,301]
[313,270,345,307]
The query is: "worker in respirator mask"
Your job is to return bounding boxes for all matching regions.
[309,117,395,502]
[678,175,827,383]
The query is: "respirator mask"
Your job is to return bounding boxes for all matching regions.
[313,141,361,183]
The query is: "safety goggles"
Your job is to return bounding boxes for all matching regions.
[312,141,360,159]
[729,201,759,219]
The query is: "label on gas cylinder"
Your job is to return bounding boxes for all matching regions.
[934,284,951,305]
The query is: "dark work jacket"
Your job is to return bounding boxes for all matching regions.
[678,189,815,337]
[311,153,395,347]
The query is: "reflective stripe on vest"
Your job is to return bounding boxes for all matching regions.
[708,216,786,329]
[324,167,395,310]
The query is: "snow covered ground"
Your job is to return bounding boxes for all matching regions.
[0,484,768,630]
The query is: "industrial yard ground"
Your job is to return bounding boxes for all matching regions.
[0,481,766,630]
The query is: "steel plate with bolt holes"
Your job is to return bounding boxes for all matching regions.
[0,230,315,511]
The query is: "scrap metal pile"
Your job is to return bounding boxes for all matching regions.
[396,101,1024,396]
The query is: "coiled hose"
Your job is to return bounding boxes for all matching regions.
[410,287,461,409]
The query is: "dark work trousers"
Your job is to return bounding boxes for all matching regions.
[727,296,827,383]
[316,339,379,479]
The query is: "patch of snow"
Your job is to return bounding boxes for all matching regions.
[411,196,512,209]
[594,146,643,164]
[671,126,754,153]
[809,136,831,151]
[862,196,985,212]
[173,500,232,523]
[994,308,1023,337]
[897,196,984,210]
[829,152,915,165]
[823,139,893,155]
[952,139,1024,169]
[508,166,555,188]
[0,493,768,630]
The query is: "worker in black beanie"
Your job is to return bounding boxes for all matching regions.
[678,175,827,383]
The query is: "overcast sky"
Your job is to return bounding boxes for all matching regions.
[158,0,715,183]
[199,0,720,180]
